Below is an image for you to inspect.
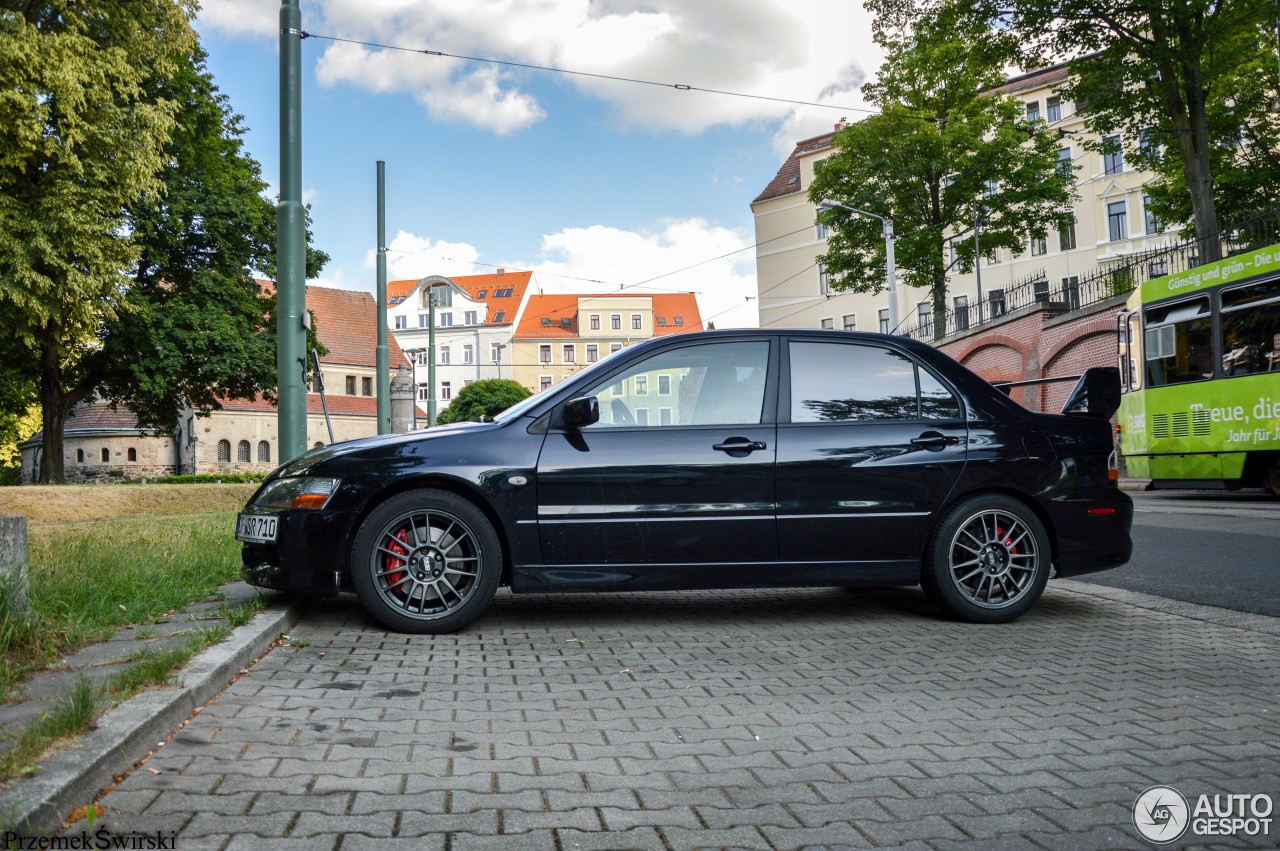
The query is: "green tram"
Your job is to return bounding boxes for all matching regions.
[1117,241,1280,494]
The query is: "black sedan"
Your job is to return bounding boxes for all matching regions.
[237,329,1132,633]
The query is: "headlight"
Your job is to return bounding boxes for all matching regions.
[252,476,341,510]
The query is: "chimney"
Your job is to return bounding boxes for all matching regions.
[497,267,505,275]
[834,117,847,132]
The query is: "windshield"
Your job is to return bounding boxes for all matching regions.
[491,345,630,422]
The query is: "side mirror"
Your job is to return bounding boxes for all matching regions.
[561,395,600,430]
[1061,367,1121,419]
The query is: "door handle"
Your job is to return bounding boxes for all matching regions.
[910,432,961,450]
[713,438,767,453]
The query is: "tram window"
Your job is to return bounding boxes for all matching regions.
[1220,279,1280,377]
[1144,296,1212,386]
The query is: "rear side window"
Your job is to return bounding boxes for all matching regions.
[789,342,959,422]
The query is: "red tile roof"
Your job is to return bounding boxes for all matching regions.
[513,293,702,339]
[991,60,1071,97]
[217,392,379,416]
[307,286,406,366]
[387,270,533,326]
[752,131,836,205]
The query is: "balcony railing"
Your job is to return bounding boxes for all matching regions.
[898,206,1280,341]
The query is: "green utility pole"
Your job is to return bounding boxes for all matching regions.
[427,289,437,427]
[376,161,390,433]
[277,0,307,461]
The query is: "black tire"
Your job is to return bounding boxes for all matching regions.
[351,489,501,633]
[921,494,1051,624]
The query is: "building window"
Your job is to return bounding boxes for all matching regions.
[1107,200,1128,241]
[216,440,230,462]
[1056,147,1072,177]
[127,447,137,462]
[658,374,671,395]
[1046,95,1062,122]
[1148,259,1168,279]
[635,375,648,396]
[842,313,856,331]
[1025,100,1040,122]
[878,309,890,334]
[463,344,474,364]
[541,317,551,327]
[257,441,270,462]
[438,313,453,327]
[659,408,673,426]
[418,384,431,401]
[656,317,667,327]
[590,314,600,330]
[435,288,452,308]
[611,314,621,330]
[1144,195,1162,234]
[635,408,649,426]
[418,314,430,328]
[492,311,504,323]
[540,376,552,392]
[1138,128,1160,160]
[345,375,357,395]
[586,344,598,363]
[917,302,933,336]
[237,440,250,462]
[631,314,642,330]
[610,343,622,354]
[539,344,551,364]
[562,344,575,363]
[1103,135,1124,174]
[476,290,487,299]
[362,376,372,396]
[989,289,1007,317]
[1059,219,1078,251]
[982,178,999,198]
[437,346,450,366]
[1062,276,1081,310]
[816,220,829,239]
[1030,234,1047,256]
[394,315,407,330]
[820,317,834,330]
[818,261,831,295]
[464,310,477,325]
[440,381,452,401]
[954,295,969,331]
[490,343,503,362]
[101,447,110,463]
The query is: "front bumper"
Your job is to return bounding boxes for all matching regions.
[239,508,360,596]
[1044,490,1134,577]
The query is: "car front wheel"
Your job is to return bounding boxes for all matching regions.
[922,495,1051,623]
[351,489,501,633]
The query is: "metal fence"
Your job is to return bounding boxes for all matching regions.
[898,206,1280,342]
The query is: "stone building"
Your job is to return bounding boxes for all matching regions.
[19,284,402,483]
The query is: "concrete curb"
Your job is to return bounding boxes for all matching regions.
[1056,579,1280,635]
[0,600,301,834]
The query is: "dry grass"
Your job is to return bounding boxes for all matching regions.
[0,484,257,526]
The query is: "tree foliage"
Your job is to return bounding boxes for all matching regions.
[436,380,532,425]
[809,0,1074,338]
[1004,0,1277,256]
[0,3,328,482]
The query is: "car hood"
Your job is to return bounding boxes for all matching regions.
[272,421,499,478]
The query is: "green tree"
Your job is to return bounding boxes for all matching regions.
[0,5,328,483]
[436,380,532,425]
[1005,0,1276,259]
[810,0,1074,339]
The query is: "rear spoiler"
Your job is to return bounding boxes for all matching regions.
[991,367,1121,419]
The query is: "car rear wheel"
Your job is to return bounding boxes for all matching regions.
[351,489,501,633]
[922,495,1051,623]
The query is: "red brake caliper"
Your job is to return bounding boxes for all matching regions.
[385,528,409,595]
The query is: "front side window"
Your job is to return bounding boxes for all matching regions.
[788,342,959,422]
[1220,279,1280,377]
[1144,296,1212,386]
[580,340,769,428]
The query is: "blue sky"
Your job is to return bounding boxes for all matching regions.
[194,1,884,329]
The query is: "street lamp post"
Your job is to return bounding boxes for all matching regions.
[817,199,897,334]
[403,348,423,430]
[974,203,987,324]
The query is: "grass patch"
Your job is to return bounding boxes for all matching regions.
[0,676,97,779]
[0,512,244,696]
[0,483,256,526]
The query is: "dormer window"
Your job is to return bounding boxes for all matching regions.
[541,317,551,326]
[560,317,571,327]
[657,317,667,326]
[674,317,684,326]
[476,290,487,298]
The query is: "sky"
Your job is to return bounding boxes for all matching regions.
[194,0,886,329]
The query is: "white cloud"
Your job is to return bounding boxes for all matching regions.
[520,218,758,329]
[351,219,758,328]
[196,0,277,38]
[199,0,883,139]
[365,230,483,280]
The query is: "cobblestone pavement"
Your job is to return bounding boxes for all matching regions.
[70,583,1280,850]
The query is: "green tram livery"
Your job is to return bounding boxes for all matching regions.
[1117,242,1280,494]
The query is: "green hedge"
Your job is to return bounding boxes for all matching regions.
[128,472,269,485]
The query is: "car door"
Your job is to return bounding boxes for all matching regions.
[775,338,968,569]
[535,338,777,577]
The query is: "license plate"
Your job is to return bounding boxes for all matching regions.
[236,512,278,544]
